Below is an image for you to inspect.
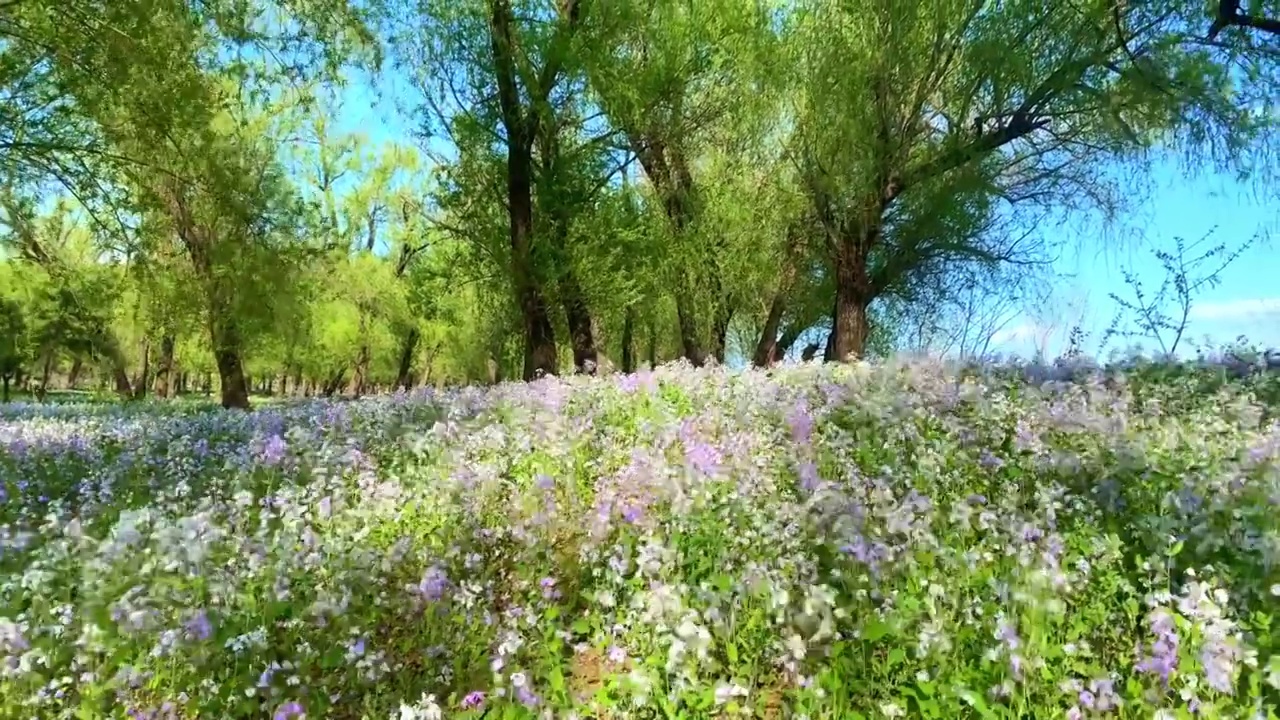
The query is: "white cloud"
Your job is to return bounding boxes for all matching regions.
[989,322,1048,346]
[1188,298,1280,321]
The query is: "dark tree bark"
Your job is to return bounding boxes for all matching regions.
[753,292,789,367]
[1,375,9,403]
[348,312,370,397]
[133,338,151,400]
[646,319,658,368]
[153,335,175,399]
[776,323,804,361]
[488,0,582,380]
[1209,0,1280,39]
[394,328,420,389]
[710,301,734,364]
[629,136,713,366]
[825,233,874,362]
[67,357,83,389]
[213,320,251,409]
[37,350,54,402]
[162,179,251,410]
[621,305,636,373]
[323,370,345,397]
[562,271,598,373]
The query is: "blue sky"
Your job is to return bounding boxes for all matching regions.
[330,71,1279,361]
[987,160,1280,359]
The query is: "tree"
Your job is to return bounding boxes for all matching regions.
[580,0,775,365]
[0,296,27,402]
[785,0,1275,362]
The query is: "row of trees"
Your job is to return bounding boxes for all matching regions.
[2,0,1278,407]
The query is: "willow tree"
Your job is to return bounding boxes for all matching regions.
[579,0,776,366]
[786,0,1277,362]
[397,0,592,379]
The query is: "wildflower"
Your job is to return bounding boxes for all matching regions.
[273,701,305,720]
[184,610,212,642]
[260,435,288,466]
[1136,609,1179,684]
[787,402,814,445]
[539,577,560,601]
[461,691,486,710]
[415,565,450,602]
[714,682,749,705]
[879,702,905,718]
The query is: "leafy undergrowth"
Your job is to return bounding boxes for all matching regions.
[1,358,1279,719]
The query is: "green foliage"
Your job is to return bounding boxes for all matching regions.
[2,0,1280,397]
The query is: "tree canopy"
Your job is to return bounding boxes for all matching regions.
[2,0,1277,406]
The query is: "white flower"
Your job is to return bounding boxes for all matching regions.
[880,702,905,718]
[1270,584,1280,597]
[510,672,527,688]
[714,682,750,705]
[786,633,807,660]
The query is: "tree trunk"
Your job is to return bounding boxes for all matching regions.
[753,292,789,367]
[629,134,713,367]
[777,323,804,362]
[323,370,345,397]
[1,375,8,403]
[67,358,84,389]
[37,350,54,401]
[211,318,250,410]
[395,328,420,389]
[674,297,707,366]
[153,335,175,399]
[621,306,636,373]
[133,338,151,400]
[562,270,598,374]
[100,341,133,398]
[826,235,873,362]
[647,318,659,368]
[711,302,733,365]
[489,0,566,381]
[752,237,802,367]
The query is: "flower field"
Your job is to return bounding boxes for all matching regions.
[2,358,1280,720]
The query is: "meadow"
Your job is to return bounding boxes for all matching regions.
[1,357,1279,720]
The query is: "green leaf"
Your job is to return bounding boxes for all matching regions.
[863,619,892,642]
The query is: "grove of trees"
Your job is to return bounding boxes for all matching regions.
[2,0,1278,408]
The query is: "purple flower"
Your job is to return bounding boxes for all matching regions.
[1136,610,1179,684]
[1200,636,1242,694]
[684,440,722,476]
[416,564,450,602]
[540,576,561,600]
[787,402,814,444]
[798,461,820,492]
[515,685,539,708]
[260,435,287,466]
[347,637,366,658]
[461,690,486,709]
[273,701,305,720]
[620,504,643,524]
[978,449,1005,469]
[184,610,212,642]
[535,474,555,491]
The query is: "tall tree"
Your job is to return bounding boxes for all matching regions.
[786,0,1276,361]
